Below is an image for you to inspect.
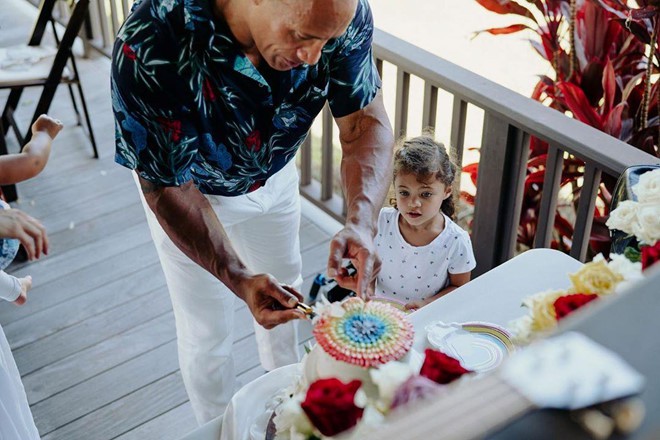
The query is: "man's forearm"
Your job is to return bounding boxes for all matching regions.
[338,95,394,232]
[139,177,250,296]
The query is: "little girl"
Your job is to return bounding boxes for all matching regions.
[374,136,475,311]
[0,113,62,304]
[0,114,60,440]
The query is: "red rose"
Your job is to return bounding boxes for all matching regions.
[553,293,598,321]
[419,349,471,385]
[246,130,261,152]
[122,43,137,61]
[641,242,660,271]
[300,378,364,437]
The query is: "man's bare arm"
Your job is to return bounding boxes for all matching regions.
[327,92,394,296]
[138,177,303,328]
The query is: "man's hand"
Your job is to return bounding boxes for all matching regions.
[14,275,32,306]
[237,274,305,329]
[0,209,48,260]
[327,224,380,298]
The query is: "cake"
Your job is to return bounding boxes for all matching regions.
[272,297,419,439]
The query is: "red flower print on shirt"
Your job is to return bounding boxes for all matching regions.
[246,130,261,152]
[122,43,137,61]
[202,78,216,101]
[156,118,182,142]
[248,180,264,192]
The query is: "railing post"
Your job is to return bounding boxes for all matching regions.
[394,68,410,138]
[300,132,312,186]
[450,97,467,166]
[422,81,437,132]
[534,144,564,248]
[321,104,334,201]
[570,163,602,261]
[471,114,529,276]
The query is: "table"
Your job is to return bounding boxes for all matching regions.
[179,248,583,440]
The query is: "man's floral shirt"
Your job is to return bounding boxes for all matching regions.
[111,0,380,195]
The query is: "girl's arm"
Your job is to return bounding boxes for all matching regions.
[404,272,471,310]
[0,115,62,185]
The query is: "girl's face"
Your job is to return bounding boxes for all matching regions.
[394,171,451,227]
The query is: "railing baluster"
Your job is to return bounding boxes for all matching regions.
[96,0,111,49]
[394,68,410,138]
[422,81,438,132]
[534,144,564,249]
[471,115,529,275]
[121,0,130,21]
[450,97,467,166]
[300,132,312,186]
[321,104,334,201]
[109,0,120,39]
[570,163,602,261]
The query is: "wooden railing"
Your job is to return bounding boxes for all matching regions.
[78,1,659,275]
[300,29,659,276]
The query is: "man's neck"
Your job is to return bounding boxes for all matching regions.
[212,0,261,65]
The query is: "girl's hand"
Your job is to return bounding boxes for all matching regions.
[14,275,32,306]
[404,299,427,311]
[31,114,63,139]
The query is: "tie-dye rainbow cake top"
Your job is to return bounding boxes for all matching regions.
[312,297,414,368]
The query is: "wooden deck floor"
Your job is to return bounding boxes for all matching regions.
[0,3,336,438]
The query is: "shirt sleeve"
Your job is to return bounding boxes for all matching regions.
[448,232,477,274]
[327,0,381,118]
[0,270,21,302]
[111,13,199,187]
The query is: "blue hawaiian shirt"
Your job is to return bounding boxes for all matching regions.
[111,0,381,196]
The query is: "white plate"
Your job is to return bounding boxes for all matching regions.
[425,321,515,373]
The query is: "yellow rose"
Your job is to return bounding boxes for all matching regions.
[522,289,565,333]
[569,260,623,295]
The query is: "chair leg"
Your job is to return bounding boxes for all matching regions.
[0,122,18,202]
[67,83,83,126]
[1,88,24,139]
[75,81,99,158]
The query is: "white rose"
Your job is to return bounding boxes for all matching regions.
[606,200,639,235]
[633,168,660,204]
[607,253,643,281]
[273,394,314,439]
[369,361,414,406]
[632,203,660,245]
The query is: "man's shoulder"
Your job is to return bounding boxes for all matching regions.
[119,0,214,44]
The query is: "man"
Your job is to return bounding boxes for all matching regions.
[111,0,393,423]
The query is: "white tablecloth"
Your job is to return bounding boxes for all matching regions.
[180,248,583,440]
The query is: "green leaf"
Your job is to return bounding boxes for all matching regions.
[624,246,641,263]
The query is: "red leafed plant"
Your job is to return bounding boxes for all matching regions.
[469,0,660,256]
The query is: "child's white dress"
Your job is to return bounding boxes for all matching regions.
[0,201,40,439]
[374,207,476,304]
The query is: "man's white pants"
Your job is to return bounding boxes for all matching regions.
[135,162,301,424]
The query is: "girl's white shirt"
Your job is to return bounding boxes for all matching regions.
[374,207,476,304]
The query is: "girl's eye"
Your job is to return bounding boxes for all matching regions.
[421,192,432,198]
[399,191,409,197]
